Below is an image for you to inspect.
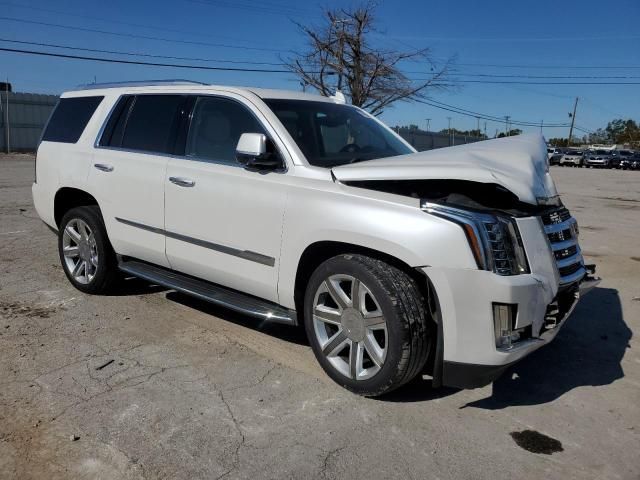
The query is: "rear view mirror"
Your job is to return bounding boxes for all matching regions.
[236,133,282,171]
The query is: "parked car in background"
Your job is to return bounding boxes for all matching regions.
[547,147,564,165]
[621,152,640,170]
[584,149,612,168]
[610,149,634,169]
[559,149,584,167]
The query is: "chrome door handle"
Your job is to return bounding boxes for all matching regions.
[169,176,195,187]
[94,163,114,172]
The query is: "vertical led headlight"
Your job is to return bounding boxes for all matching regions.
[482,217,529,275]
[421,202,530,276]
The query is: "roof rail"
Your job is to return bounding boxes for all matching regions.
[76,79,209,90]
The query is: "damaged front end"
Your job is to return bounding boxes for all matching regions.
[333,135,600,388]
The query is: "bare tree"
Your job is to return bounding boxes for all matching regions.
[285,2,455,115]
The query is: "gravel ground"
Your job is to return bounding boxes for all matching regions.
[0,155,638,480]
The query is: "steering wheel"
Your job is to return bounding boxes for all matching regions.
[339,143,361,154]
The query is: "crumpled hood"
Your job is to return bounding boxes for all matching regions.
[332,133,558,205]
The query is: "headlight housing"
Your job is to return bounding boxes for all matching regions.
[421,201,529,275]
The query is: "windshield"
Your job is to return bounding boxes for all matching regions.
[567,150,582,155]
[264,99,413,167]
[595,150,609,155]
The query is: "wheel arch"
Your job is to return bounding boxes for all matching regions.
[293,240,439,325]
[54,187,99,227]
[292,240,443,382]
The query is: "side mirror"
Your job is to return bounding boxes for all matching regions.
[236,133,282,171]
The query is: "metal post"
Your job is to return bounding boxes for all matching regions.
[425,118,431,131]
[4,80,9,154]
[446,117,451,146]
[505,116,510,137]
[568,97,578,146]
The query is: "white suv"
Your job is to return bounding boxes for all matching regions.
[32,81,599,396]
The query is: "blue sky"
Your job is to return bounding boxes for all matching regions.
[0,0,638,138]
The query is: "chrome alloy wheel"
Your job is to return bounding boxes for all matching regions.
[312,274,387,381]
[62,218,98,285]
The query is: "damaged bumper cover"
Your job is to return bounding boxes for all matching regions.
[434,265,600,389]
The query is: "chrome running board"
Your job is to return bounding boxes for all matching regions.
[117,258,297,325]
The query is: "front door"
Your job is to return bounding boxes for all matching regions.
[164,95,287,303]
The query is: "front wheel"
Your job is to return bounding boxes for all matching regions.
[304,254,434,396]
[58,206,119,294]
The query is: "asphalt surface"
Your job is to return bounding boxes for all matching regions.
[1,155,638,479]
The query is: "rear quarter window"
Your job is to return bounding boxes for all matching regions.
[42,96,104,143]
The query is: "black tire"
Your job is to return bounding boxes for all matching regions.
[303,254,433,396]
[58,206,119,294]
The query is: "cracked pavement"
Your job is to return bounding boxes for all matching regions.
[0,155,639,479]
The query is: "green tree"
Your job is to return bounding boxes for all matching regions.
[547,137,568,147]
[605,119,639,144]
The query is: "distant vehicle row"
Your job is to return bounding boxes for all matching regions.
[547,147,639,170]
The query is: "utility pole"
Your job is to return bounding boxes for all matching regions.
[446,117,452,146]
[475,116,480,137]
[483,122,487,139]
[568,97,578,146]
[504,116,510,136]
[4,78,9,154]
[540,120,544,133]
[425,118,431,131]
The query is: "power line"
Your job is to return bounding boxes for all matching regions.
[0,15,284,53]
[0,46,293,73]
[0,1,286,46]
[412,77,640,85]
[448,61,640,70]
[421,98,571,126]
[417,98,572,128]
[4,37,638,80]
[186,0,312,17]
[5,42,637,88]
[1,33,636,85]
[0,38,285,66]
[408,71,640,79]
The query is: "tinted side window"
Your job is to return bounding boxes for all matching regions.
[121,95,184,154]
[99,95,134,148]
[185,96,266,165]
[42,96,103,143]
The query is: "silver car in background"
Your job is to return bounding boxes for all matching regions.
[559,149,584,167]
[584,149,612,168]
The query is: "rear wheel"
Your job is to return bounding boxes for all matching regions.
[58,206,119,294]
[304,254,433,396]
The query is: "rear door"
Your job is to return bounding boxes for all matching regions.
[88,94,188,267]
[164,94,288,303]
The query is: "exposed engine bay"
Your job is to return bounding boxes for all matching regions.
[344,179,552,217]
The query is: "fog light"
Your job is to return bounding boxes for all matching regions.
[493,303,519,349]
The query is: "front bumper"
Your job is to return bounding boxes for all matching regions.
[586,160,609,167]
[560,157,581,165]
[425,265,600,389]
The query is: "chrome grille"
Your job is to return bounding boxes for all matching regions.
[541,207,585,285]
